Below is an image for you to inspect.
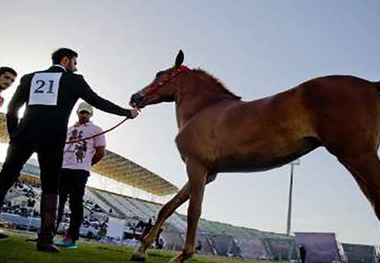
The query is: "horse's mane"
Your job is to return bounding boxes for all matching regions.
[193,69,241,100]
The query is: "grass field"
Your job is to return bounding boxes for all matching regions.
[0,231,278,263]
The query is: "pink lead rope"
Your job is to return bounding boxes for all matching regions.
[68,66,191,144]
[65,117,129,144]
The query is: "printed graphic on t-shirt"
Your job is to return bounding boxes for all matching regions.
[62,123,105,171]
[29,73,62,105]
[65,129,88,163]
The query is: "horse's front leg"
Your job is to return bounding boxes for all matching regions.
[168,161,208,263]
[131,182,190,261]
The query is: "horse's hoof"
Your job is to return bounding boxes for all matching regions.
[130,251,147,262]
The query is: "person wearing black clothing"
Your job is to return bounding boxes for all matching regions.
[0,66,17,240]
[0,48,139,251]
[299,244,306,263]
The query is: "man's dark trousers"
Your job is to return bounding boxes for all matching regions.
[57,168,89,241]
[0,139,65,244]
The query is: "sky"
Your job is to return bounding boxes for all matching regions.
[1,0,380,245]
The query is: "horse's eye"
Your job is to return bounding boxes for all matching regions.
[155,71,165,78]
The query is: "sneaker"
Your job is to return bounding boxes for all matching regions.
[0,233,8,241]
[56,238,78,249]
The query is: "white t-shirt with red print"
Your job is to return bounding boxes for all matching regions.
[62,121,106,171]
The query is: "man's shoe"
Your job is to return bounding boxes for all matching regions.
[0,233,8,241]
[56,238,78,249]
[37,241,60,252]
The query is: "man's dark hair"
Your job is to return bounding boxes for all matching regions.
[51,48,78,64]
[0,67,17,77]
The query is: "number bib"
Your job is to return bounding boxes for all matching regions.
[29,73,62,105]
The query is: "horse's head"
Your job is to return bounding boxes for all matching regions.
[129,50,190,109]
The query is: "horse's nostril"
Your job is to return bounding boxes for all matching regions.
[130,93,145,107]
[130,94,137,103]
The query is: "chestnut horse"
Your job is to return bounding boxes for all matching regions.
[129,50,380,263]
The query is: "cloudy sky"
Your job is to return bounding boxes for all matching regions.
[1,0,380,245]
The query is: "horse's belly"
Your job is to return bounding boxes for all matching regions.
[213,138,318,173]
[216,155,300,173]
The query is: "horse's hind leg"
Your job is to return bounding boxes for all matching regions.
[337,153,380,221]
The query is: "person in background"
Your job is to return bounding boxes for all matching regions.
[56,102,106,249]
[0,66,17,240]
[299,244,306,263]
[0,67,17,108]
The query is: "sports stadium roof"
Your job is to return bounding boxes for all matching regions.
[0,112,178,196]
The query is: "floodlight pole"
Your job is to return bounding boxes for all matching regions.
[286,159,300,236]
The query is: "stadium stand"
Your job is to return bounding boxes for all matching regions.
[90,189,129,217]
[295,232,342,263]
[234,235,270,260]
[84,188,118,216]
[160,231,185,251]
[342,243,378,263]
[263,235,298,261]
[108,194,138,218]
[207,234,241,257]
[196,234,216,255]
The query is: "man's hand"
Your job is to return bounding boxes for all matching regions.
[129,108,140,119]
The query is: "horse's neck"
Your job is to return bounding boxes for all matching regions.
[174,83,226,128]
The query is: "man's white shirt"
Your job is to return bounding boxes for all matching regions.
[62,121,106,171]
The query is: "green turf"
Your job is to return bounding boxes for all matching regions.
[0,232,279,263]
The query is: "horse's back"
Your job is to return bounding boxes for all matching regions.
[176,75,380,170]
[296,75,380,155]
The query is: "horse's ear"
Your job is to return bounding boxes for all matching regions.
[175,50,184,68]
